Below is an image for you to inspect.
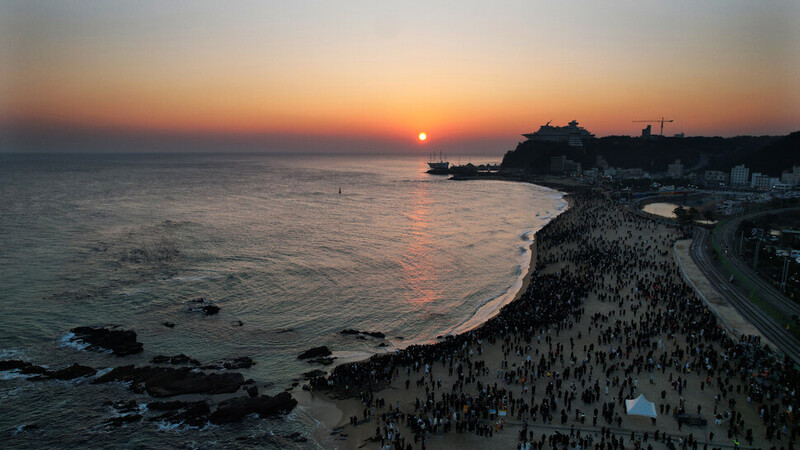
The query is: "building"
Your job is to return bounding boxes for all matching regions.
[781,166,800,186]
[751,173,780,190]
[564,160,582,174]
[550,156,565,174]
[523,120,595,147]
[616,168,646,179]
[730,164,750,186]
[704,170,728,186]
[550,155,581,175]
[583,168,599,183]
[641,125,652,139]
[667,159,684,178]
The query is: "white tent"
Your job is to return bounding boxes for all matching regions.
[625,394,657,418]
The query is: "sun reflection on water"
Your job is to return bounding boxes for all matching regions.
[399,161,440,305]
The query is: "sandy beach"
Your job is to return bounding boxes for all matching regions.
[304,187,796,450]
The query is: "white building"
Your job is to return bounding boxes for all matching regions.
[523,120,595,147]
[730,164,750,186]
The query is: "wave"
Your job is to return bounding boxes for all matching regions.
[166,274,222,283]
[58,332,111,354]
[1,370,37,381]
[0,348,24,359]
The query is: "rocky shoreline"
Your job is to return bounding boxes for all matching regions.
[1,325,297,431]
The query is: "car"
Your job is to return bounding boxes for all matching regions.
[674,413,708,426]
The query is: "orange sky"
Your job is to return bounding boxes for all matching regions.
[2,1,799,153]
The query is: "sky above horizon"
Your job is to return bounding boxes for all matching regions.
[2,1,799,154]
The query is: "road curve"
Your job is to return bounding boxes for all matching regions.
[712,207,800,319]
[690,227,800,365]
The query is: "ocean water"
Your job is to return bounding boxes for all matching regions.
[0,152,564,447]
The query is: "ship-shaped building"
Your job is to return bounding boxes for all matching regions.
[523,120,595,147]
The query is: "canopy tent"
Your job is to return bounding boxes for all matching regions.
[625,394,657,418]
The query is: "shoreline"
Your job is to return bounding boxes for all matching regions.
[302,186,796,450]
[444,194,569,337]
[296,185,571,445]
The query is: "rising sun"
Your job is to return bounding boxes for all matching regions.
[418,132,427,141]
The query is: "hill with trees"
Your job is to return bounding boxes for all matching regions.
[500,133,794,175]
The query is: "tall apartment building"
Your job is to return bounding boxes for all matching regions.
[730,164,750,186]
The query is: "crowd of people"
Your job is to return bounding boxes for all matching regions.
[310,187,799,450]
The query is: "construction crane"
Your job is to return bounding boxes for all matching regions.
[633,117,674,136]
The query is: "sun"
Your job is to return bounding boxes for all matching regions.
[418,132,427,141]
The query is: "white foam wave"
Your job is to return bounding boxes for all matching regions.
[1,370,37,381]
[93,367,114,379]
[12,425,34,436]
[154,419,214,433]
[167,274,222,283]
[0,348,24,359]
[155,420,184,432]
[59,332,89,351]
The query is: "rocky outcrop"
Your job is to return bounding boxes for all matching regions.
[149,400,211,427]
[202,356,255,370]
[202,305,220,315]
[340,329,385,339]
[151,354,200,366]
[46,363,97,380]
[209,392,297,424]
[94,366,244,397]
[69,326,143,356]
[0,360,47,375]
[302,369,326,379]
[308,356,335,365]
[186,298,220,316]
[298,346,331,360]
[2,360,96,380]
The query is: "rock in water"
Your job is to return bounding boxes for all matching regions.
[47,363,97,380]
[298,346,331,360]
[185,298,221,316]
[340,329,385,339]
[308,357,335,365]
[209,392,297,424]
[202,305,220,315]
[149,401,211,427]
[94,366,244,397]
[302,369,326,379]
[0,360,48,375]
[69,326,144,356]
[246,385,259,397]
[151,354,201,366]
[223,356,254,370]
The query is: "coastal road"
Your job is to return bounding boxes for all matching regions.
[712,207,800,320]
[690,227,800,365]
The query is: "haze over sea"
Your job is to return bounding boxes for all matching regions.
[0,152,564,446]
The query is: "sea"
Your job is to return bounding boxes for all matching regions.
[0,152,565,448]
